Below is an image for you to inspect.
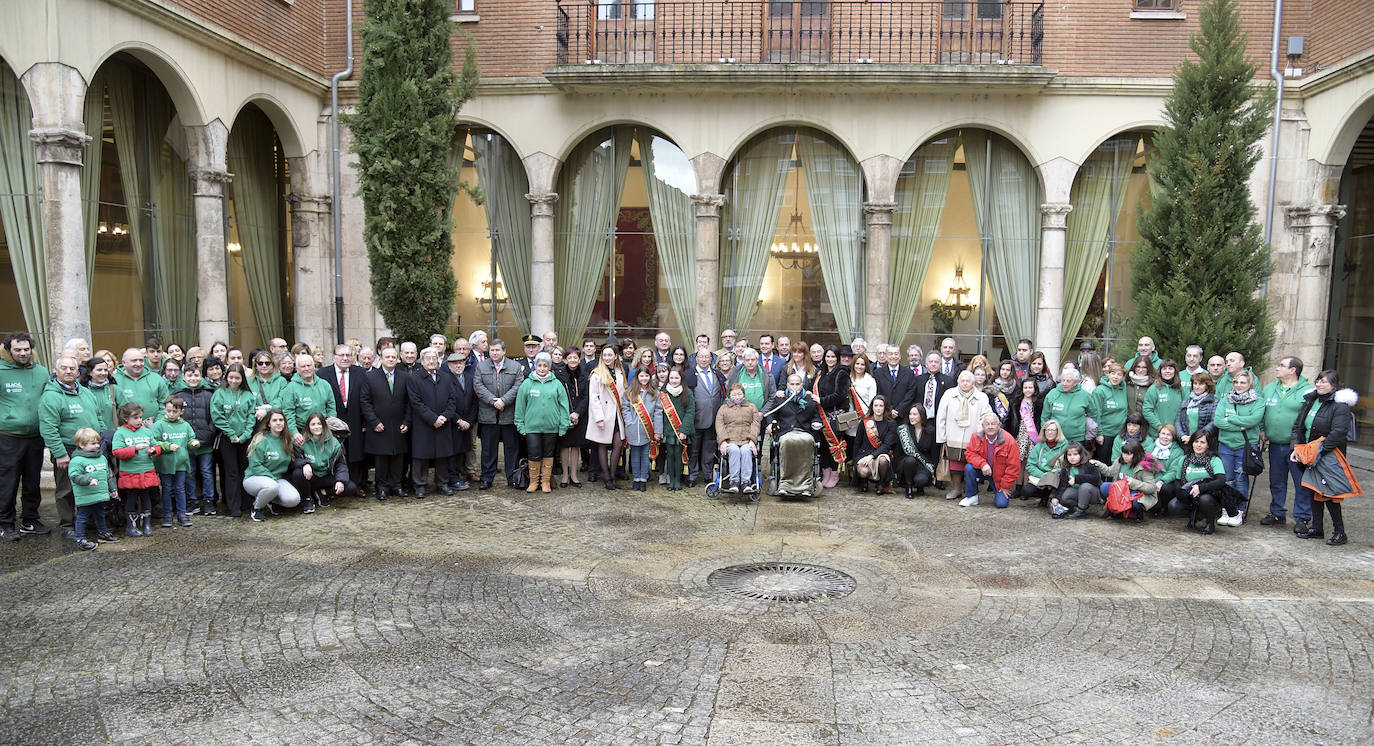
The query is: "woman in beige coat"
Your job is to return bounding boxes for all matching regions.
[936,370,993,502]
[714,383,761,493]
[587,344,627,490]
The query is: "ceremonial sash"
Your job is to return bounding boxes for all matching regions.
[863,417,882,450]
[850,388,871,421]
[604,373,624,431]
[632,396,659,461]
[812,377,847,462]
[898,425,934,475]
[660,392,689,467]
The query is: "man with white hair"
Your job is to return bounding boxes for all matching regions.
[727,347,776,411]
[320,343,368,496]
[398,341,419,372]
[279,353,337,443]
[428,334,449,360]
[876,343,918,417]
[962,412,1020,509]
[543,330,560,354]
[357,347,376,370]
[468,330,489,363]
[1042,365,1099,446]
[268,338,289,359]
[906,344,924,377]
[62,338,91,362]
[851,337,872,363]
[939,337,964,378]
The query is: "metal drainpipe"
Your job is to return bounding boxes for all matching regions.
[330,0,355,344]
[1263,0,1285,300]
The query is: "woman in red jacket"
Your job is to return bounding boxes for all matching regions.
[962,412,1022,509]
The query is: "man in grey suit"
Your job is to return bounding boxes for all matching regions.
[688,349,724,488]
[473,339,525,489]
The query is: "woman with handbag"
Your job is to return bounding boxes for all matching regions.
[1214,369,1265,526]
[1016,419,1067,504]
[1290,370,1358,544]
[814,346,851,489]
[936,370,993,503]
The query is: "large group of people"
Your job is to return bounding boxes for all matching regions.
[0,326,1360,549]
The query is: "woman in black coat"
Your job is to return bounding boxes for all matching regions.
[853,395,898,494]
[1290,370,1356,543]
[814,346,851,488]
[890,404,939,499]
[406,352,458,498]
[360,357,410,500]
[555,348,589,487]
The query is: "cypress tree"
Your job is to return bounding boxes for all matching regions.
[348,0,479,343]
[1131,0,1274,366]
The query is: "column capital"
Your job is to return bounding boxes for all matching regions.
[1284,203,1347,230]
[287,192,332,214]
[692,193,725,218]
[190,167,233,197]
[526,191,558,217]
[29,127,90,167]
[1040,202,1073,230]
[862,201,898,226]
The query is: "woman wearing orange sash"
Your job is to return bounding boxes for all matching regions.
[853,395,897,493]
[588,344,627,490]
[659,369,695,491]
[621,368,662,492]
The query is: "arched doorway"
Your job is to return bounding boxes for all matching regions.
[1327,113,1373,440]
[450,128,527,342]
[721,126,863,348]
[0,58,41,355]
[891,128,1041,358]
[226,104,293,352]
[554,125,696,346]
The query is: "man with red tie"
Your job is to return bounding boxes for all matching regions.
[320,344,368,496]
[758,334,786,388]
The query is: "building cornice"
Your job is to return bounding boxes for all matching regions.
[1041,77,1174,96]
[1287,48,1374,99]
[541,63,1058,94]
[106,0,330,94]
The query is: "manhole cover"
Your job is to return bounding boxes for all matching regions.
[707,562,857,603]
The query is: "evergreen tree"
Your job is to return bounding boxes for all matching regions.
[1131,0,1274,367]
[348,0,479,343]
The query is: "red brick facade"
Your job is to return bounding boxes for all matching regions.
[169,0,327,74]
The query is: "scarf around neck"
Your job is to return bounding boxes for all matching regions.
[1129,371,1151,387]
[1226,388,1258,406]
[1151,439,1172,461]
[531,370,554,383]
[665,383,683,396]
[992,377,1018,396]
[954,388,977,428]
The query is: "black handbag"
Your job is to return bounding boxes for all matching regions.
[509,458,529,489]
[1242,430,1264,477]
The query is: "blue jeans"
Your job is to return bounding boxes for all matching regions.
[73,503,109,541]
[1267,443,1311,520]
[963,463,1007,507]
[187,451,215,502]
[628,443,651,482]
[1217,443,1250,502]
[159,471,187,517]
[725,443,754,487]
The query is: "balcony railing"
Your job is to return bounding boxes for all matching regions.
[555,1,1044,66]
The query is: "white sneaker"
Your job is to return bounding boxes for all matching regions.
[958,495,979,507]
[945,490,960,501]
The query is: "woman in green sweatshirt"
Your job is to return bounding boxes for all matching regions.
[1092,361,1129,462]
[1213,369,1265,526]
[211,364,257,517]
[1015,419,1068,504]
[1142,359,1184,437]
[243,409,300,522]
[291,412,352,513]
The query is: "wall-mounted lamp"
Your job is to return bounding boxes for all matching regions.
[226,242,242,254]
[478,275,508,313]
[946,261,975,320]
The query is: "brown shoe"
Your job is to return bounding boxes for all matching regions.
[541,458,555,493]
[526,460,541,493]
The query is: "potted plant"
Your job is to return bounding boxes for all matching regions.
[929,300,955,336]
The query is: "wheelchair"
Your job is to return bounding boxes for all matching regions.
[705,432,764,502]
[766,425,822,499]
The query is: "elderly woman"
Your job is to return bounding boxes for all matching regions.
[1043,365,1099,448]
[936,370,993,504]
[514,351,570,494]
[715,383,760,494]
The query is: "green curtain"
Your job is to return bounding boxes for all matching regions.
[890,137,956,341]
[81,72,105,295]
[227,110,285,340]
[965,130,1041,351]
[637,130,696,344]
[106,65,152,286]
[0,63,49,363]
[720,133,791,333]
[472,132,533,333]
[796,131,864,342]
[553,127,632,342]
[1060,136,1140,360]
[150,105,196,341]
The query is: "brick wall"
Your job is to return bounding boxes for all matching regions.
[169,0,327,74]
[1307,0,1374,69]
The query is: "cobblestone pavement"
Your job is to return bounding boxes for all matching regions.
[2,463,1373,745]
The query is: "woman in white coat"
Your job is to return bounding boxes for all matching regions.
[936,370,993,504]
[587,344,628,490]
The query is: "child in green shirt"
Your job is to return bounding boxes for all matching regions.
[111,403,163,537]
[152,396,199,528]
[68,428,119,550]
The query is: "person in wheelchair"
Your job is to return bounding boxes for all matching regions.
[715,383,760,493]
[768,374,824,496]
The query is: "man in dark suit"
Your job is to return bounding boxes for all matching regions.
[360,346,410,500]
[319,343,368,496]
[758,334,787,387]
[407,349,458,497]
[442,351,478,491]
[652,332,673,367]
[517,334,542,376]
[688,349,724,487]
[914,351,955,425]
[874,343,919,419]
[938,337,966,379]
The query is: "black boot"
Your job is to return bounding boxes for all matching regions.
[1326,502,1347,545]
[377,487,389,502]
[904,485,914,500]
[125,513,143,538]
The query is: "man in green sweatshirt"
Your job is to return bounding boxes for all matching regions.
[113,347,169,428]
[0,333,52,540]
[1258,355,1315,529]
[1043,366,1100,446]
[39,356,104,537]
[279,353,336,440]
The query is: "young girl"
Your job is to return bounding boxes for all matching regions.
[1049,442,1102,519]
[621,367,662,492]
[111,402,162,537]
[1018,419,1067,504]
[211,364,257,517]
[1111,413,1148,464]
[659,368,695,492]
[854,395,897,493]
[243,409,301,522]
[715,383,760,494]
[292,412,351,513]
[173,365,217,516]
[69,428,118,550]
[1093,440,1160,520]
[1008,377,1043,464]
[152,396,198,528]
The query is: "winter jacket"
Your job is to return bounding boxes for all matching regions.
[1261,376,1313,444]
[1042,384,1099,444]
[110,423,162,488]
[935,388,992,449]
[1215,393,1265,450]
[1142,382,1183,435]
[964,428,1021,491]
[1176,393,1218,440]
[769,391,818,436]
[171,383,217,455]
[1093,381,1129,439]
[245,435,292,480]
[473,357,525,425]
[406,368,457,460]
[360,367,412,456]
[68,448,116,507]
[211,386,259,444]
[112,365,170,421]
[515,373,571,436]
[0,358,50,437]
[1025,438,1068,480]
[1291,389,1355,455]
[817,366,852,414]
[1051,463,1102,503]
[38,378,102,458]
[715,398,760,446]
[1124,379,1151,416]
[587,367,628,444]
[727,366,775,411]
[621,389,663,447]
[1094,454,1163,510]
[151,416,196,473]
[278,375,337,433]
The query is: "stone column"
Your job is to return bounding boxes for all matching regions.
[288,151,334,346]
[186,121,231,345]
[1036,203,1072,374]
[22,62,90,354]
[1281,204,1346,371]
[691,193,724,344]
[862,201,896,345]
[526,192,558,336]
